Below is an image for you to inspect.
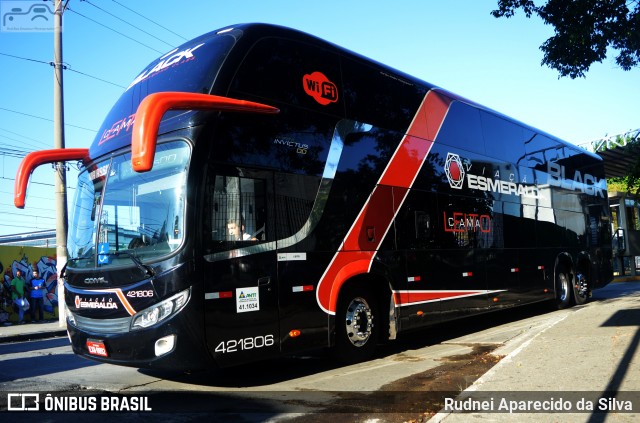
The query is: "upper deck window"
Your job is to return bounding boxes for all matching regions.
[93,33,236,151]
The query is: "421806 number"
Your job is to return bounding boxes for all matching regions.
[214,334,274,354]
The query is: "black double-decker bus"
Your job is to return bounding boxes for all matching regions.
[15,23,612,370]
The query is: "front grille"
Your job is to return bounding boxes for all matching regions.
[70,313,132,334]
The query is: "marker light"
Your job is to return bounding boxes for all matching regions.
[289,330,301,338]
[131,288,190,330]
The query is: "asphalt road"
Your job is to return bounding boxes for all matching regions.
[1,282,638,422]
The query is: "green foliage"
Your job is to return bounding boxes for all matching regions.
[592,134,630,153]
[492,0,640,78]
[605,141,640,197]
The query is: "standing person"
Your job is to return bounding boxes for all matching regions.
[10,270,27,324]
[29,269,45,323]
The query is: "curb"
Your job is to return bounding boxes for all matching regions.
[0,329,67,344]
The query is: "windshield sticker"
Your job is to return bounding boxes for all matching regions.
[303,71,338,105]
[89,164,109,182]
[99,114,135,145]
[127,43,205,91]
[98,243,110,265]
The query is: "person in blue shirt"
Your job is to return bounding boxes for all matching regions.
[29,269,45,323]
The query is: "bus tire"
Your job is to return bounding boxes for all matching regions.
[332,283,379,364]
[572,272,590,306]
[555,266,574,309]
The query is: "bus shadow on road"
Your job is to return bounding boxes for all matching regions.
[138,284,640,389]
[138,301,558,388]
[0,352,100,383]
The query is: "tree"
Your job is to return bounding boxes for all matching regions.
[492,0,640,78]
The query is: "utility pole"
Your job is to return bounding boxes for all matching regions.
[54,0,69,327]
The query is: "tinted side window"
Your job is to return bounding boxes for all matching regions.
[231,37,343,115]
[274,172,320,240]
[523,133,560,172]
[437,101,485,155]
[204,169,272,251]
[480,112,526,164]
[342,58,427,132]
[212,112,336,176]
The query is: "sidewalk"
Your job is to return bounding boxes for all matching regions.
[430,281,640,422]
[0,319,67,344]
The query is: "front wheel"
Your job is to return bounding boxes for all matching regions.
[332,284,379,364]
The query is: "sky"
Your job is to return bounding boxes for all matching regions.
[0,0,639,237]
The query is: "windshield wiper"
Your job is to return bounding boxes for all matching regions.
[63,252,155,278]
[112,251,156,277]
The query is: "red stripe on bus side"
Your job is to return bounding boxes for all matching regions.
[316,90,452,314]
[393,290,506,307]
[395,291,483,305]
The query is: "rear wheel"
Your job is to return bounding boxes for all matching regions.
[573,272,590,305]
[332,284,379,363]
[555,266,574,309]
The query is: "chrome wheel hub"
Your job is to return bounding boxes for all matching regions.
[344,297,373,347]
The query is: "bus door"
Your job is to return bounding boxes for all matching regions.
[587,203,613,288]
[202,170,281,366]
[273,171,330,355]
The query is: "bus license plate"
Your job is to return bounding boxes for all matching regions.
[86,339,108,357]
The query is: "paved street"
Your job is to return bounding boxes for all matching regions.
[0,282,639,422]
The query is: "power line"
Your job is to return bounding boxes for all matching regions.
[0,176,77,190]
[0,146,33,158]
[0,52,49,65]
[0,203,61,213]
[81,0,176,49]
[0,135,49,151]
[1,210,56,221]
[66,67,125,89]
[0,127,51,149]
[0,106,95,132]
[0,51,125,89]
[67,7,166,54]
[111,0,188,42]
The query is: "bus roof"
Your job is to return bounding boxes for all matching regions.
[88,23,600,164]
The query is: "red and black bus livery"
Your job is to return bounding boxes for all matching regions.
[14,23,612,370]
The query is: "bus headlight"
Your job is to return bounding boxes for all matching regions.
[131,288,190,330]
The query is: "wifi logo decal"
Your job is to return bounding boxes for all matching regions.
[303,71,338,106]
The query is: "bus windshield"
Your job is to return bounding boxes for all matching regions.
[68,141,191,268]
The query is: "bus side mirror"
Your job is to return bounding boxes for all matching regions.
[131,92,279,172]
[14,148,89,208]
[615,228,626,252]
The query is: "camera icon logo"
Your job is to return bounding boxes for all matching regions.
[1,1,54,32]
